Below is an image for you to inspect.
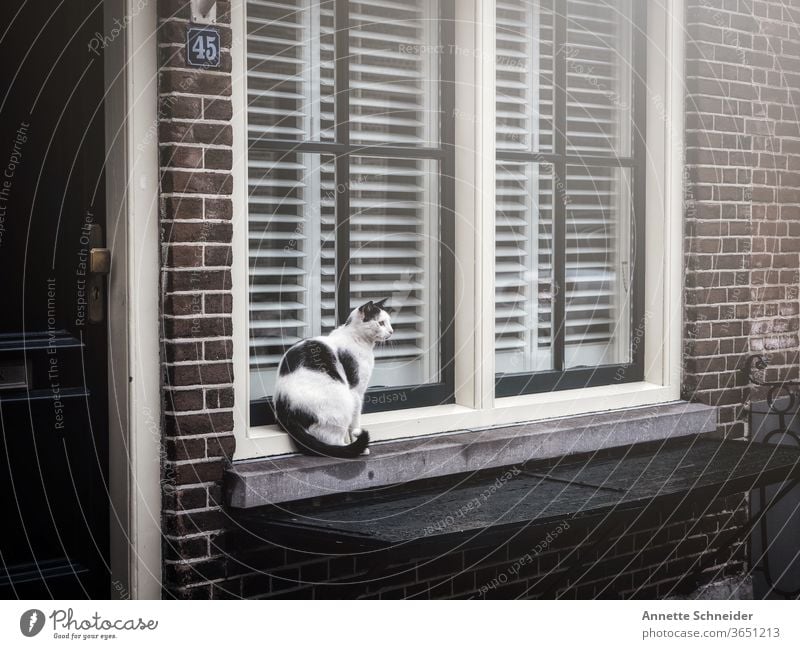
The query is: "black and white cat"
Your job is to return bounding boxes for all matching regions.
[273,299,393,458]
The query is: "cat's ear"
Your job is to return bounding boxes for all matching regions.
[357,301,375,320]
[374,297,393,314]
[358,300,389,322]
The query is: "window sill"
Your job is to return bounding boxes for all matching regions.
[235,381,680,459]
[225,400,717,508]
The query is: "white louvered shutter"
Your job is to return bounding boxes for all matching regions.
[345,0,440,388]
[495,0,555,373]
[564,0,632,367]
[247,0,333,400]
[495,0,633,375]
[248,0,441,400]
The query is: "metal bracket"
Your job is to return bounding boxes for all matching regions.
[744,354,800,412]
[191,0,217,23]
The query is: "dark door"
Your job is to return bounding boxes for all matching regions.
[0,1,110,598]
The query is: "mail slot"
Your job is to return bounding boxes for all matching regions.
[0,331,85,401]
[0,362,28,390]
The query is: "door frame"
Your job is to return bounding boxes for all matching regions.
[105,0,162,600]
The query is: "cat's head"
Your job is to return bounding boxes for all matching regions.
[346,298,393,343]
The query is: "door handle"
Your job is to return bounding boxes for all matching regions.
[90,248,111,275]
[87,225,108,324]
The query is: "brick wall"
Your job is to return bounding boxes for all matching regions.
[158,0,237,598]
[684,0,800,436]
[216,494,748,600]
[153,0,781,599]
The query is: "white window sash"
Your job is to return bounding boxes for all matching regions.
[231,0,684,459]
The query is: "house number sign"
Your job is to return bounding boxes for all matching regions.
[186,26,221,68]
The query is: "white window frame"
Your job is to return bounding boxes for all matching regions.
[231,0,685,459]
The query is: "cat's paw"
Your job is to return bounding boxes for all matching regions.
[361,447,370,456]
[349,428,363,444]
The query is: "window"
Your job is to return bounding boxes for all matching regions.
[233,0,682,458]
[246,0,455,425]
[494,0,647,397]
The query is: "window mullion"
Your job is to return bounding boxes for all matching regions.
[452,0,495,410]
[438,1,456,391]
[552,5,567,373]
[334,0,350,325]
[478,0,497,408]
[632,0,648,376]
[304,0,323,338]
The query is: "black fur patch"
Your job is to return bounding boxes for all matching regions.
[279,340,344,383]
[358,298,387,322]
[274,395,317,431]
[347,298,390,325]
[338,349,359,388]
[275,395,370,458]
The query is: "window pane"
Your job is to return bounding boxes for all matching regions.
[247,2,454,414]
[564,165,632,368]
[566,0,633,157]
[348,157,440,388]
[349,0,439,147]
[248,151,333,401]
[496,0,554,153]
[247,0,334,142]
[495,162,555,375]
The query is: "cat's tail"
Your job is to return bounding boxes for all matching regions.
[285,421,370,458]
[275,398,370,459]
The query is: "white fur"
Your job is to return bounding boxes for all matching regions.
[274,303,393,453]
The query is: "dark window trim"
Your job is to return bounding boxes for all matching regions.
[496,0,648,398]
[250,0,456,427]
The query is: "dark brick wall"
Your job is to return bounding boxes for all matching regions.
[154,0,795,598]
[157,0,236,598]
[684,0,800,435]
[206,494,748,600]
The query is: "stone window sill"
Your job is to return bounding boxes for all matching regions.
[225,401,716,508]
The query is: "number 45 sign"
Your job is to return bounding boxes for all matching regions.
[186,26,221,68]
